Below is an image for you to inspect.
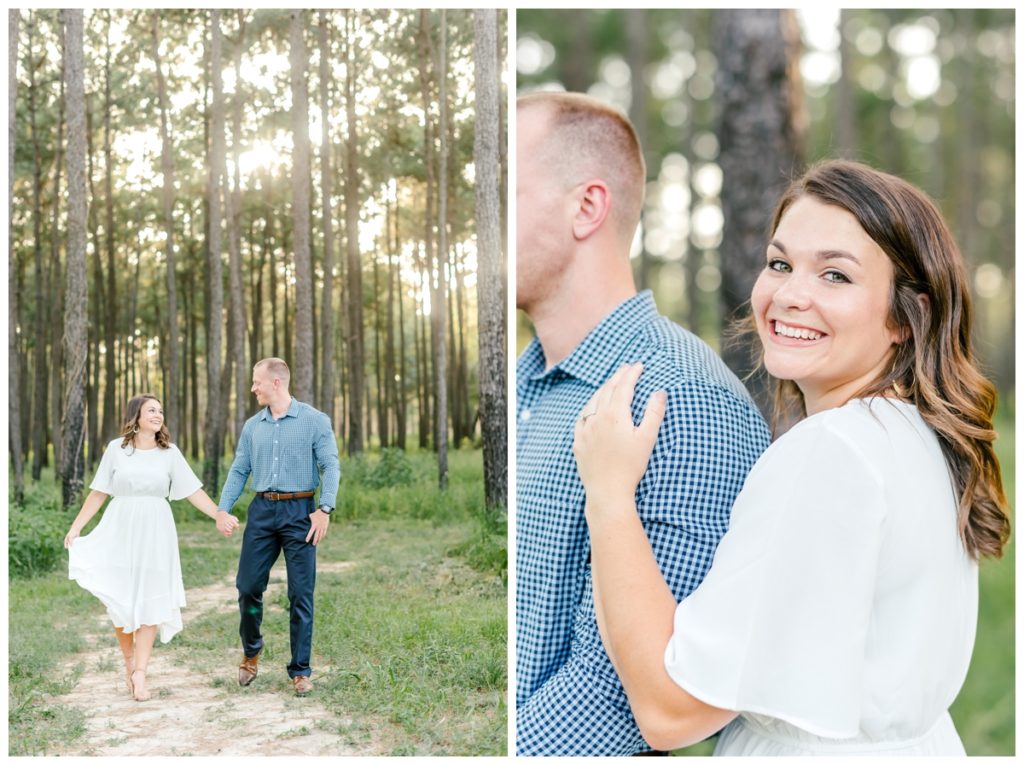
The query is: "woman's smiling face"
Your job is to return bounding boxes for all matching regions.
[751,195,902,414]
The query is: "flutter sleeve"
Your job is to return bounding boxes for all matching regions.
[89,440,119,494]
[168,445,203,501]
[662,415,887,739]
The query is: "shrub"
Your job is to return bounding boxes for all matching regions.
[366,448,415,489]
[10,501,69,579]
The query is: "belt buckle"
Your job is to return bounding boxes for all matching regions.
[267,491,280,501]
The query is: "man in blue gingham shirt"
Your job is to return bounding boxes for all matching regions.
[218,357,340,694]
[516,92,770,754]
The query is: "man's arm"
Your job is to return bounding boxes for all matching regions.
[516,380,769,755]
[313,413,341,509]
[218,420,254,511]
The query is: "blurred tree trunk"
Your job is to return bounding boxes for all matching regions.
[433,10,449,489]
[102,11,118,441]
[48,23,66,470]
[955,10,979,272]
[385,190,399,447]
[203,9,225,488]
[560,10,593,92]
[62,8,87,510]
[9,9,24,503]
[318,10,336,419]
[153,11,181,437]
[344,9,365,453]
[227,11,247,437]
[373,250,386,446]
[416,14,435,452]
[290,9,314,403]
[714,9,804,417]
[395,214,408,450]
[474,8,507,514]
[835,9,856,158]
[28,11,48,479]
[626,9,651,290]
[86,104,102,464]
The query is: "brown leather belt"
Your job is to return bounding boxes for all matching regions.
[261,491,315,501]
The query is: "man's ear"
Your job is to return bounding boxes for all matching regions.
[572,180,612,241]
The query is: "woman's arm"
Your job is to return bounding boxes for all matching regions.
[64,490,111,548]
[575,364,737,751]
[185,489,240,537]
[589,499,736,750]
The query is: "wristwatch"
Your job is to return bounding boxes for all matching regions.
[318,504,333,515]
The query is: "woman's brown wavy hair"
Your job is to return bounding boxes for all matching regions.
[119,393,171,450]
[760,159,1009,559]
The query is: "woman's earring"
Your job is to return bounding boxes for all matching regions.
[132,424,140,434]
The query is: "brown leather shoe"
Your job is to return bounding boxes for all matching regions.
[238,648,262,687]
[292,675,313,696]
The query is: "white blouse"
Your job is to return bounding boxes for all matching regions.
[664,398,977,755]
[91,438,203,500]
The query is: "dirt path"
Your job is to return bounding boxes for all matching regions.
[51,560,373,756]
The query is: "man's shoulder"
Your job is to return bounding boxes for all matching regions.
[292,400,334,429]
[630,317,754,407]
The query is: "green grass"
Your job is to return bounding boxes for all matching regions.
[675,409,1015,756]
[9,447,506,756]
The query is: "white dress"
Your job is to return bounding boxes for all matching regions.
[68,439,202,643]
[663,398,977,755]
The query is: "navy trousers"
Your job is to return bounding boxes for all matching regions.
[236,494,317,678]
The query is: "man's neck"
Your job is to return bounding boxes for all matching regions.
[269,395,292,420]
[529,268,637,370]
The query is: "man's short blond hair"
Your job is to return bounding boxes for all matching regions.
[254,357,290,384]
[518,91,646,238]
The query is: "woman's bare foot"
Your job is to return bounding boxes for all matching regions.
[131,670,151,702]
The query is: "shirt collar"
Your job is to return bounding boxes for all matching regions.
[258,397,300,422]
[527,291,659,388]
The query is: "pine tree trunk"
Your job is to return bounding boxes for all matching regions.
[203,9,226,488]
[227,12,247,438]
[433,10,449,489]
[86,103,102,462]
[714,9,804,416]
[473,8,507,514]
[29,11,49,479]
[48,30,66,470]
[62,8,88,510]
[290,9,314,402]
[153,11,182,437]
[8,9,24,503]
[317,10,336,420]
[344,10,364,453]
[102,11,118,441]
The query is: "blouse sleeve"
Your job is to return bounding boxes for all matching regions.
[89,440,119,494]
[662,416,887,739]
[168,445,203,500]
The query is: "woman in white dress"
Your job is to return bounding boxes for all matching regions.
[573,160,1010,755]
[64,394,239,701]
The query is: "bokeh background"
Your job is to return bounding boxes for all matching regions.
[517,8,1014,755]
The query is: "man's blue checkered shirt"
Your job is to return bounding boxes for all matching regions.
[516,291,770,755]
[217,398,341,512]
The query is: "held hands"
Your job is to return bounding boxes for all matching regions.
[215,511,240,538]
[306,509,330,546]
[573,363,668,512]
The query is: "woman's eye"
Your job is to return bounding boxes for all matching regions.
[823,270,851,284]
[766,258,790,273]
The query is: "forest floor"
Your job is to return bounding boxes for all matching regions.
[48,559,376,756]
[11,451,507,756]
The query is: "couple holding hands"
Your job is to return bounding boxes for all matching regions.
[65,357,339,702]
[516,92,1009,756]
